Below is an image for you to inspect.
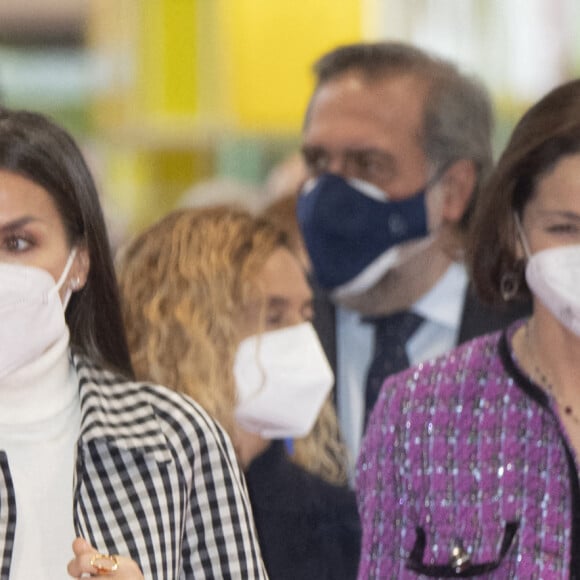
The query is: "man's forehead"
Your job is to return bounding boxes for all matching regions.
[304,78,426,144]
[306,71,428,128]
[314,69,428,99]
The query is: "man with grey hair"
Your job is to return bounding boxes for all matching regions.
[297,42,529,464]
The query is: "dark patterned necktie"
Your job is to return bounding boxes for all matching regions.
[363,310,424,426]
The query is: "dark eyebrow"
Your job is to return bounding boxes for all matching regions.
[344,147,390,158]
[0,216,40,233]
[266,296,314,310]
[266,296,290,309]
[301,144,324,157]
[301,144,396,174]
[541,210,580,221]
[301,144,390,158]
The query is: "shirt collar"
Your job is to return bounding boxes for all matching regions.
[413,262,468,329]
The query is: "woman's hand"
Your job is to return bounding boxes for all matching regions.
[67,537,144,579]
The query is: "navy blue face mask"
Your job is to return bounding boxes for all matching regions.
[296,174,429,291]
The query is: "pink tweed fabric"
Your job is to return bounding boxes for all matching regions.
[356,321,576,579]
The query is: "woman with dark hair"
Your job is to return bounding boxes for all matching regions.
[0,108,266,579]
[356,80,580,577]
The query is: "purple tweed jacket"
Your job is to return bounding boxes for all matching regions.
[356,321,579,579]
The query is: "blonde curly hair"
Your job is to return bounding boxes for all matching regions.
[117,205,349,484]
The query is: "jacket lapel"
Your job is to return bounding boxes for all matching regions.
[72,355,183,578]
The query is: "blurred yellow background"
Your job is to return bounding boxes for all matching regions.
[0,0,578,240]
[84,0,363,233]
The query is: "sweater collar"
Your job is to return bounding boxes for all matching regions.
[0,331,76,425]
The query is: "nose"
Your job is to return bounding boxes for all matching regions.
[326,155,347,176]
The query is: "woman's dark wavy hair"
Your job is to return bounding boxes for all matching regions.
[0,107,133,378]
[468,79,580,306]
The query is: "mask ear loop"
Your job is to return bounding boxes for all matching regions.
[251,332,268,393]
[425,162,448,192]
[51,248,78,308]
[514,213,532,259]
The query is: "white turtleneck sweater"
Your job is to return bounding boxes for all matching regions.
[0,331,80,579]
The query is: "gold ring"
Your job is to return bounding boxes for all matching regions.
[89,552,119,575]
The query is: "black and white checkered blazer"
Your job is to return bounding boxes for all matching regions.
[0,354,268,579]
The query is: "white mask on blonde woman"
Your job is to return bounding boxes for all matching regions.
[0,250,76,379]
[233,322,333,439]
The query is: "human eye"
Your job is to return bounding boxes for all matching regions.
[2,233,33,252]
[265,307,285,330]
[350,152,389,181]
[549,224,580,233]
[545,217,580,237]
[265,316,284,331]
[302,148,328,176]
[351,152,373,173]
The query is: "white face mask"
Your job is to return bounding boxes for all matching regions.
[516,214,580,336]
[0,250,77,379]
[525,244,580,336]
[233,322,334,439]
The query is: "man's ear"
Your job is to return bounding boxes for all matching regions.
[440,159,477,223]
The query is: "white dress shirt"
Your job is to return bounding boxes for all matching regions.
[336,262,468,471]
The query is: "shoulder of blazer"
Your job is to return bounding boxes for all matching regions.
[72,353,231,464]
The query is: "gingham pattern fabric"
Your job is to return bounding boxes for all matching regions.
[0,354,268,579]
[357,322,579,579]
[0,459,15,580]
